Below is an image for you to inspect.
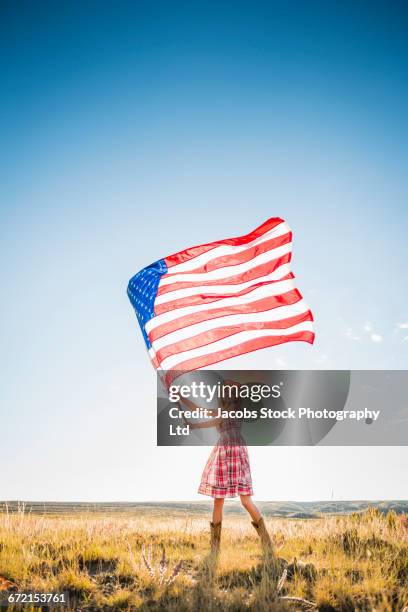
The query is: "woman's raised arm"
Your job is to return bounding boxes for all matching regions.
[179,396,218,417]
[188,416,222,430]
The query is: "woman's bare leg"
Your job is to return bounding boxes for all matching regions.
[212,498,224,523]
[240,495,261,523]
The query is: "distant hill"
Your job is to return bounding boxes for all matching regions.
[1,500,407,518]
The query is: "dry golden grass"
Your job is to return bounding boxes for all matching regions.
[0,506,407,610]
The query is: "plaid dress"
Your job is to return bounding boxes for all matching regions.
[198,417,253,498]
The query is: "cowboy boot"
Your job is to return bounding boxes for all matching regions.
[210,521,222,555]
[251,517,276,559]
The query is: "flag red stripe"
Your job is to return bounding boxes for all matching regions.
[155,311,313,363]
[150,354,159,369]
[154,272,294,315]
[157,252,292,296]
[149,289,302,342]
[164,331,315,386]
[164,232,292,277]
[164,217,284,268]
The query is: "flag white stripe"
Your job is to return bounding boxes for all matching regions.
[159,322,315,370]
[155,263,292,305]
[160,242,292,286]
[167,220,290,274]
[153,299,310,351]
[145,277,296,333]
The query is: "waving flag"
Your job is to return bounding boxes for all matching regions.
[127,218,314,375]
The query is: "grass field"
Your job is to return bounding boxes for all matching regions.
[0,503,407,610]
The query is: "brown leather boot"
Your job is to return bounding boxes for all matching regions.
[210,521,222,555]
[251,517,275,557]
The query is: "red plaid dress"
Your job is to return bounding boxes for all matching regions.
[198,417,253,498]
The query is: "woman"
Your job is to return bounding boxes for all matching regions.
[182,380,275,558]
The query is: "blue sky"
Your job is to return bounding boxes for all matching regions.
[1,0,407,501]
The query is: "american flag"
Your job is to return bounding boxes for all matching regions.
[127,218,314,377]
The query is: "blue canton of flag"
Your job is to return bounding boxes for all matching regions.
[127,259,167,349]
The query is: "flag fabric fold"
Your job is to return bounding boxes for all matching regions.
[127,217,314,375]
